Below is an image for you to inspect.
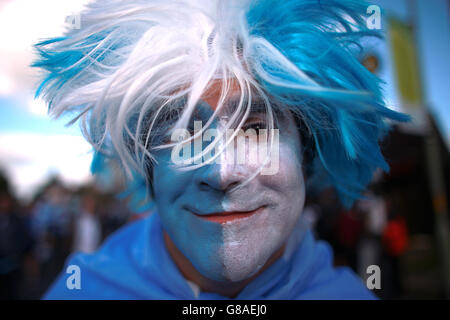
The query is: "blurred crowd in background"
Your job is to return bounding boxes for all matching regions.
[0,172,133,299]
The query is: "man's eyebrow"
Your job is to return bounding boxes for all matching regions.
[188,98,274,125]
[224,97,267,113]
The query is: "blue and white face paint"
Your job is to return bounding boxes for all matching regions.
[152,83,306,283]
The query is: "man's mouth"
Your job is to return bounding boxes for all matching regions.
[192,207,265,224]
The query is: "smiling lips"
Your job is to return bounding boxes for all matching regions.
[194,207,265,224]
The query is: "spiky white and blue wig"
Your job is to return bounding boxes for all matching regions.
[33,0,408,208]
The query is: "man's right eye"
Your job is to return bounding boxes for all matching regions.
[242,121,267,132]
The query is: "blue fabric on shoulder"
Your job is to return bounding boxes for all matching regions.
[43,213,377,300]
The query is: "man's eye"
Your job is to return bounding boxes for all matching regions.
[186,125,196,136]
[242,121,267,132]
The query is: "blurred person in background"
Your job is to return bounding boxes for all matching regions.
[355,190,387,297]
[30,180,73,294]
[335,204,364,270]
[32,0,409,299]
[73,188,102,254]
[380,199,409,298]
[0,171,33,299]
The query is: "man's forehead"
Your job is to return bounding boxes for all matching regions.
[198,79,267,116]
[200,78,241,111]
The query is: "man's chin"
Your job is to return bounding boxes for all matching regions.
[197,266,258,284]
[193,254,268,284]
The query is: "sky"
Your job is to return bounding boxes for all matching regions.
[0,0,449,203]
[0,0,93,202]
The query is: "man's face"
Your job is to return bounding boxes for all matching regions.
[152,80,306,282]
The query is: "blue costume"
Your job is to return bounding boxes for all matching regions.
[44,213,375,300]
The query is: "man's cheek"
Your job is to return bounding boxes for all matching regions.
[153,163,192,204]
[260,155,303,191]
